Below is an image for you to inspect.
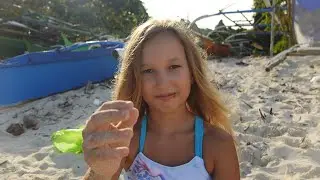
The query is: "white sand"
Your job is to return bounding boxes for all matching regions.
[0,55,319,179]
[0,83,113,179]
[210,55,320,179]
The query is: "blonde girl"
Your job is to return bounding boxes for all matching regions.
[82,19,240,180]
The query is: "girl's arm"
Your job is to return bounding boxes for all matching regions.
[83,168,105,180]
[212,135,240,180]
[83,158,126,180]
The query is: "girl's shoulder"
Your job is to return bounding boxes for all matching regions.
[203,122,234,146]
[203,122,236,173]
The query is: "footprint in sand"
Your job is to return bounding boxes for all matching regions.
[281,136,305,148]
[38,162,49,170]
[287,127,307,137]
[301,167,320,179]
[33,152,48,161]
[303,149,320,164]
[241,123,288,138]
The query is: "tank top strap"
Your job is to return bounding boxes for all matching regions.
[195,116,204,158]
[139,115,147,152]
[139,115,204,157]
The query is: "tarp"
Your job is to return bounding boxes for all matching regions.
[294,0,320,46]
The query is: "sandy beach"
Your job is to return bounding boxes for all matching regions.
[0,54,319,179]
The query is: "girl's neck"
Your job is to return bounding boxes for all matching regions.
[146,105,194,136]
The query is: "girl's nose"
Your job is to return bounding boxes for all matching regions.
[155,71,170,87]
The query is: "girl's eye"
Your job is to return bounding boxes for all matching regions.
[142,69,153,74]
[169,65,181,69]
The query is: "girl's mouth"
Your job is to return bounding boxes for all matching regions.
[155,92,176,101]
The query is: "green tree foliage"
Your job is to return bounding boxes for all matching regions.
[0,0,149,38]
[95,0,149,37]
[253,0,293,53]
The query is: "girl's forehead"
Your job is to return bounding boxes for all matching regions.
[141,32,186,65]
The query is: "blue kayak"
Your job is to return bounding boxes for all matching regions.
[0,41,124,106]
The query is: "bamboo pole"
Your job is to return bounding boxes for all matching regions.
[240,13,253,26]
[188,7,282,29]
[288,0,297,46]
[263,0,282,26]
[270,0,276,57]
[220,11,243,29]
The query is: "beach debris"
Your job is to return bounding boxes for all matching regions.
[288,47,320,56]
[23,115,40,130]
[104,78,114,89]
[12,113,18,119]
[244,125,250,132]
[240,116,243,122]
[269,108,273,115]
[84,81,94,94]
[265,45,299,72]
[236,61,249,66]
[259,109,266,121]
[58,100,72,109]
[44,111,54,117]
[310,75,320,89]
[6,123,24,136]
[93,98,102,106]
[241,100,253,109]
[299,136,310,149]
[0,160,8,166]
[50,95,59,101]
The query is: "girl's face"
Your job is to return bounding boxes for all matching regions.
[141,32,192,113]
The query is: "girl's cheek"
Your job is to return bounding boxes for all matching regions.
[170,69,186,80]
[142,75,156,85]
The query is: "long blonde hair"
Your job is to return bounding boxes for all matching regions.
[112,19,233,136]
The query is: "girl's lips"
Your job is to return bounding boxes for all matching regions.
[155,93,176,101]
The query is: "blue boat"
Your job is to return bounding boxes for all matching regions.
[0,41,124,106]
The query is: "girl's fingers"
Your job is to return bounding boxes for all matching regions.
[83,144,129,164]
[117,107,139,129]
[83,128,133,149]
[85,109,130,133]
[97,100,133,111]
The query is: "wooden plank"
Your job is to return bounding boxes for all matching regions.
[297,47,320,54]
[288,51,320,56]
[265,44,299,72]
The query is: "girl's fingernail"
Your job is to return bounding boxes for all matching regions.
[126,101,133,106]
[122,110,129,119]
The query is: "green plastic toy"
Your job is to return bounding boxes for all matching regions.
[51,127,84,154]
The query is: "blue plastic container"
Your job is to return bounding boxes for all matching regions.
[0,41,124,106]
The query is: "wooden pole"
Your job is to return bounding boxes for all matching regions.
[263,0,282,26]
[270,0,276,57]
[289,0,297,46]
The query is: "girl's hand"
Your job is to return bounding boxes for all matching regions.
[82,100,139,177]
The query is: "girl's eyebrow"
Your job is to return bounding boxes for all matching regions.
[168,57,179,62]
[141,57,180,67]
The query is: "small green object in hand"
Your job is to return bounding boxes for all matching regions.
[51,128,84,154]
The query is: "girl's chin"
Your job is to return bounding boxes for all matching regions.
[149,102,186,114]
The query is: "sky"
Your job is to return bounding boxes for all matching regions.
[141,0,254,29]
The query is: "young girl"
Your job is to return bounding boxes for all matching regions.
[82,19,240,180]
